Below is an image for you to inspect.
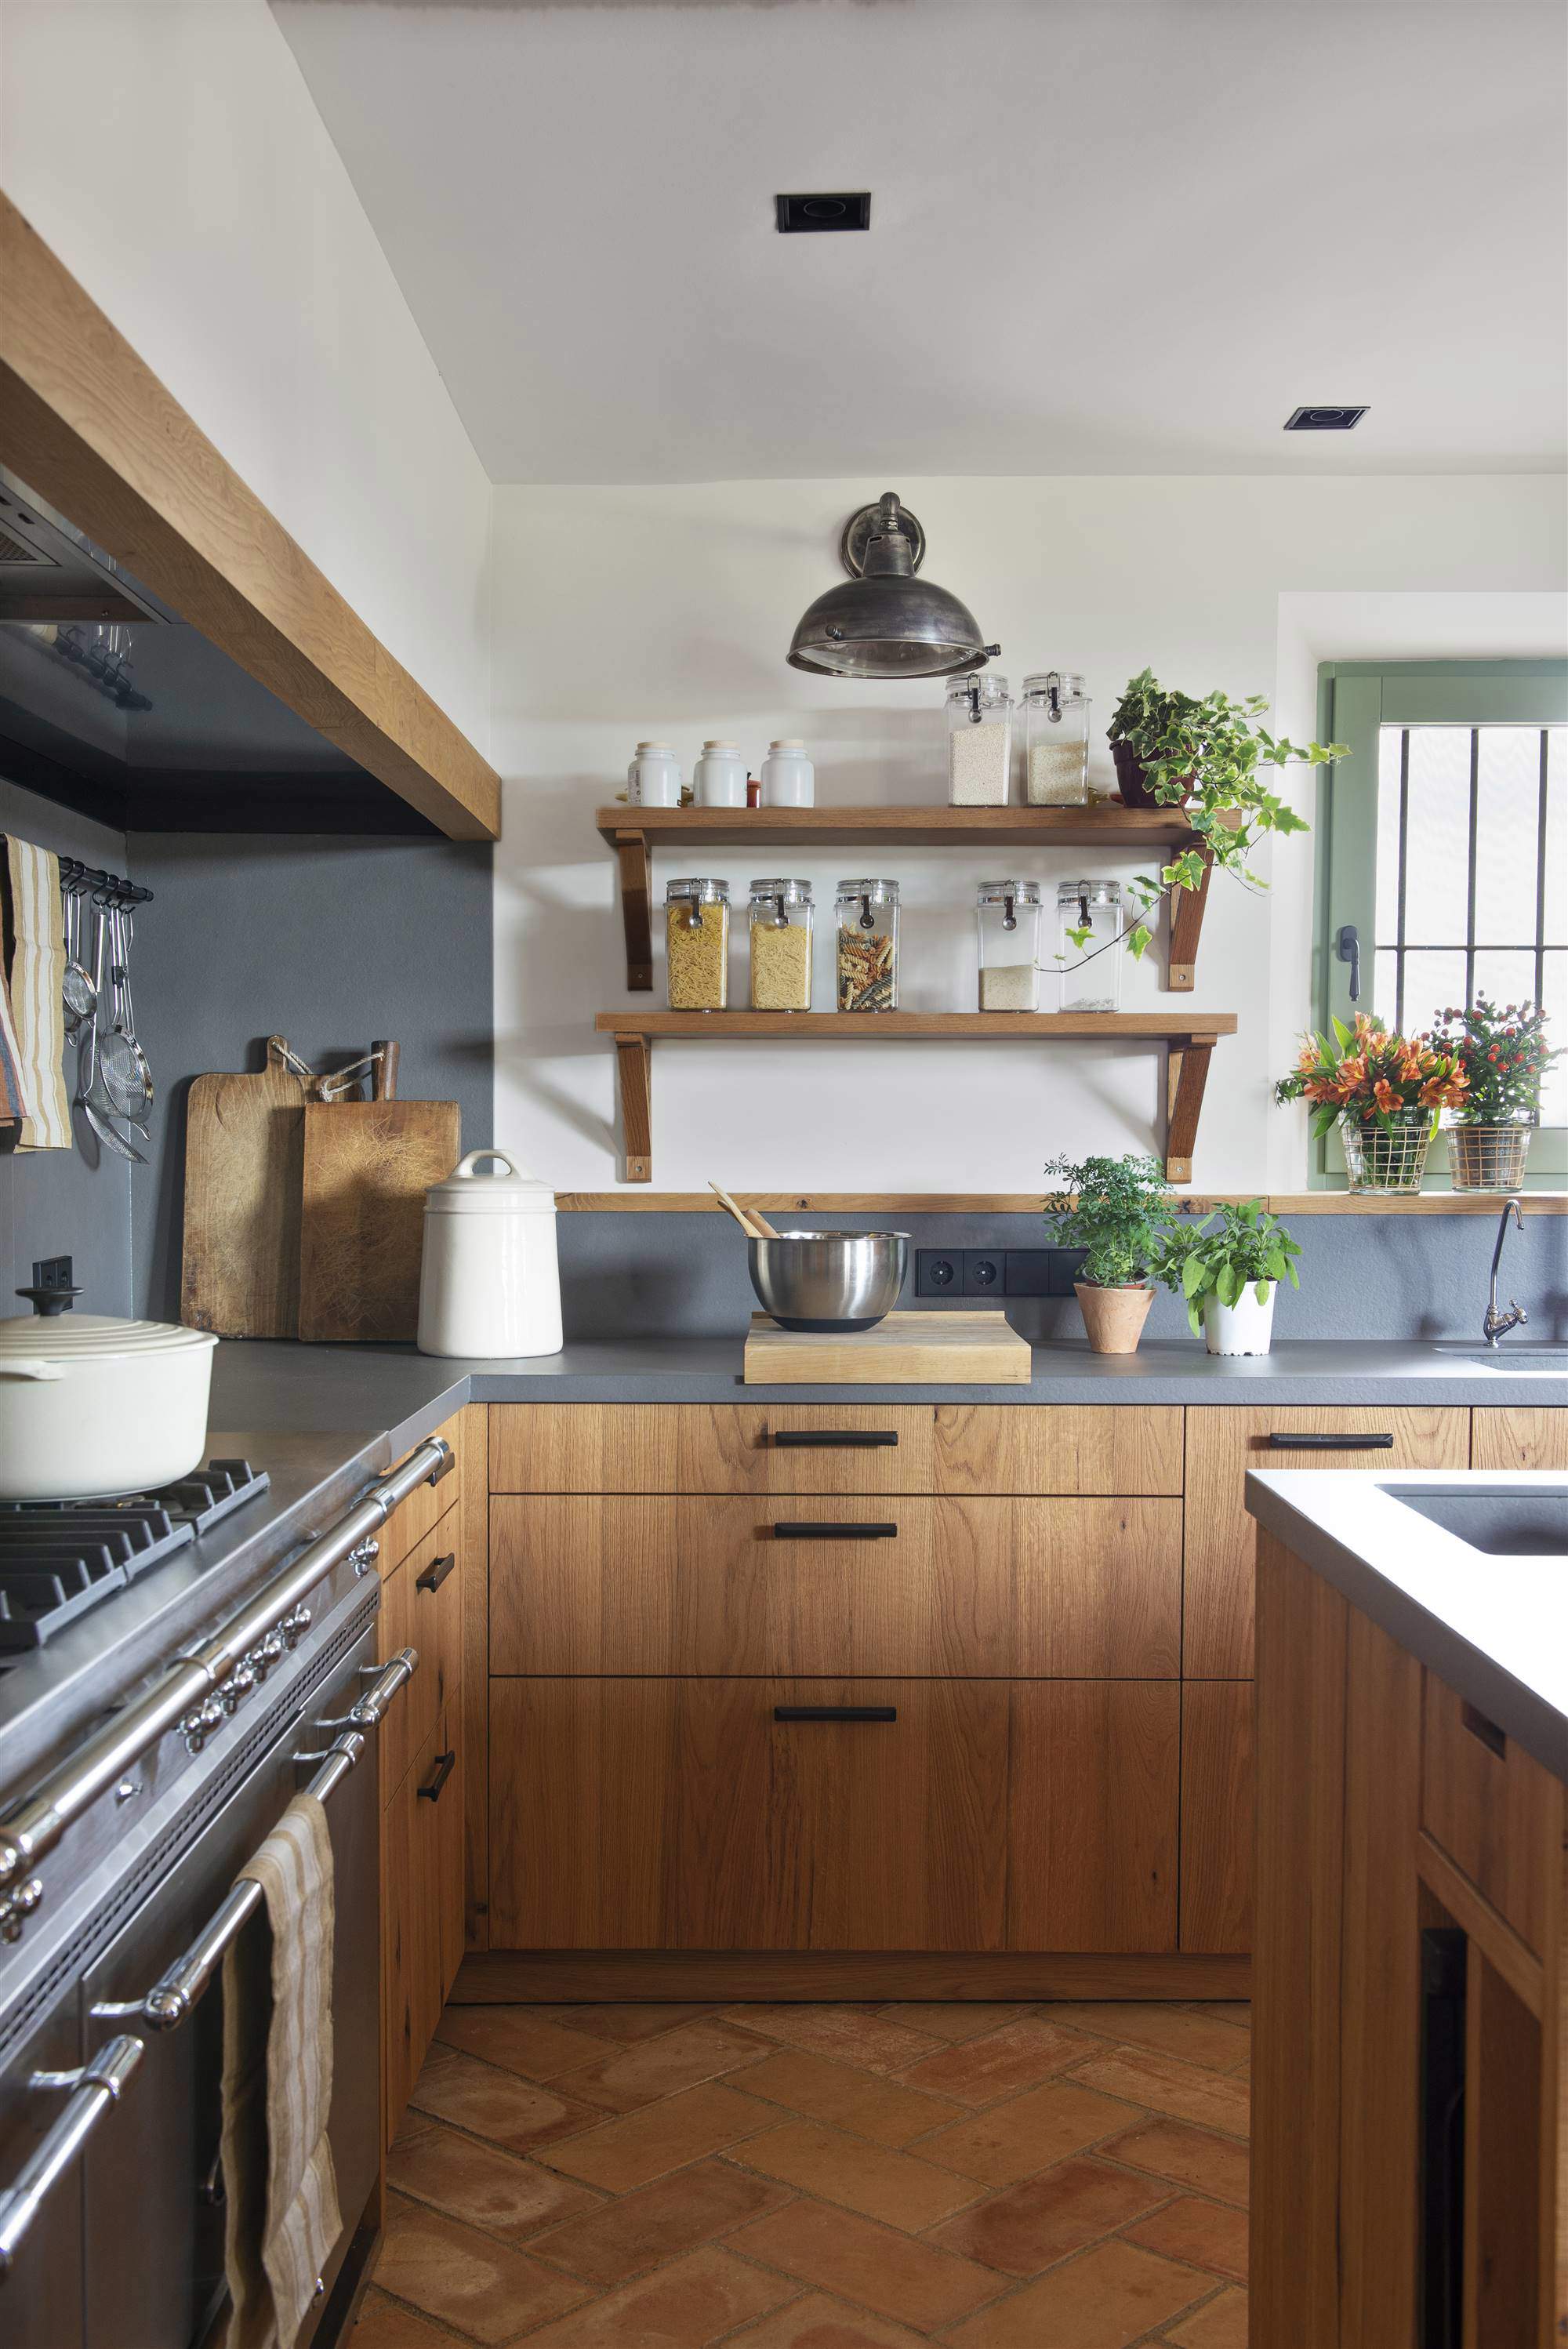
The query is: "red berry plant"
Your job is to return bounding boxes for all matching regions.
[1428,997,1560,1126]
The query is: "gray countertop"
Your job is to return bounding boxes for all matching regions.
[1247,1468,1568,1783]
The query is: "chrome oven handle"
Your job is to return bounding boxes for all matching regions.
[314,1646,419,1734]
[0,2036,143,2275]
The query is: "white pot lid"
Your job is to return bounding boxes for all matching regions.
[0,1312,219,1360]
[425,1148,557,1215]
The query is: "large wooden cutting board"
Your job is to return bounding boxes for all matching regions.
[744,1310,1032,1385]
[297,1098,459,1342]
[181,1035,307,1337]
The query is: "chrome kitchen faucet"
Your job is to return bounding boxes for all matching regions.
[1482,1196,1528,1348]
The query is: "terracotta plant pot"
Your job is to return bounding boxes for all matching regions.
[1074,1280,1155,1356]
[1111,741,1193,810]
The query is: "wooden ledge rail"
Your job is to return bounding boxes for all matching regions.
[554,1189,1568,1213]
[595,1010,1238,1185]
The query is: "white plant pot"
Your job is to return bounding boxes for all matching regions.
[1203,1282,1277,1357]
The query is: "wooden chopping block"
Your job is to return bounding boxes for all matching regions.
[181,1035,308,1338]
[744,1310,1032,1385]
[297,1044,458,1342]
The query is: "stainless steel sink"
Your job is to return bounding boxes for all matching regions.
[1390,1486,1568,1555]
[1450,1346,1568,1371]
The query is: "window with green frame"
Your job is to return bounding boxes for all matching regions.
[1313,659,1567,1185]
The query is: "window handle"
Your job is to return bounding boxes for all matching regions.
[1335,924,1361,1004]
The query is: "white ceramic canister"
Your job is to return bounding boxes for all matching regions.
[760,739,815,808]
[0,1306,218,1500]
[1203,1281,1277,1357]
[693,740,747,808]
[627,742,682,807]
[417,1149,563,1359]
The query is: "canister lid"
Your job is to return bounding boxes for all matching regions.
[749,878,812,899]
[634,740,675,752]
[424,1149,557,1215]
[1023,672,1086,698]
[835,878,899,899]
[666,877,730,902]
[978,880,1042,904]
[1057,877,1123,906]
[767,739,808,751]
[0,1311,217,1360]
[699,739,740,751]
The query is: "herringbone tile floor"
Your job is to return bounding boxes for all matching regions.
[351,1999,1250,2348]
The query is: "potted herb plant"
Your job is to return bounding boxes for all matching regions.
[1428,998,1561,1191]
[1275,1012,1468,1193]
[1152,1200,1301,1356]
[1044,1152,1171,1354]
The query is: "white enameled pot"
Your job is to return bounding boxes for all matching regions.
[1203,1281,1277,1357]
[417,1149,564,1359]
[0,1309,218,1500]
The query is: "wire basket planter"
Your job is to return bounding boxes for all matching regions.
[1446,1123,1534,1193]
[1341,1114,1432,1195]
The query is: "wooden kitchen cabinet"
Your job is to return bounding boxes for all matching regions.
[1178,1681,1254,1954]
[1472,1404,1568,1471]
[1007,1683,1180,1952]
[382,1709,446,2146]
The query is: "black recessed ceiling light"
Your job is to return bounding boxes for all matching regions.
[776,192,871,234]
[1284,405,1370,431]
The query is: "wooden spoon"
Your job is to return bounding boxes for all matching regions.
[709,1181,773,1240]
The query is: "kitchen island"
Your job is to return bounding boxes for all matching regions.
[1246,1466,1567,2347]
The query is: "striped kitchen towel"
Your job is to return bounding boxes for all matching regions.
[2,837,71,1149]
[0,943,30,1127]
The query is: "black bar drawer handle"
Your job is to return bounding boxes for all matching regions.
[1267,1432,1395,1450]
[1461,1701,1507,1759]
[772,1430,898,1449]
[772,1523,898,1541]
[775,1706,897,1724]
[417,1750,456,1802]
[416,1551,457,1594]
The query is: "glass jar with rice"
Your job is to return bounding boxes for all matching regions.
[976,880,1042,1011]
[1021,672,1091,804]
[748,879,815,1011]
[946,672,1013,805]
[664,878,730,1010]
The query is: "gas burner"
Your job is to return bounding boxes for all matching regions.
[0,1460,270,1651]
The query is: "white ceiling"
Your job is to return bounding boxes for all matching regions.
[273,1,1568,484]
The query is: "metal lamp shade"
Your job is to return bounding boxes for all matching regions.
[787,491,997,679]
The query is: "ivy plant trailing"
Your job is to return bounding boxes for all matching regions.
[1043,1153,1172,1288]
[1150,1200,1302,1337]
[1060,670,1345,968]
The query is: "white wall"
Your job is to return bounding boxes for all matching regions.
[0,0,492,754]
[491,475,1566,1195]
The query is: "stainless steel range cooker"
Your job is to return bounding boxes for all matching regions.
[0,1434,450,2349]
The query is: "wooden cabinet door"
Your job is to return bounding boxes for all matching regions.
[379,1520,463,1795]
[488,1403,936,1494]
[383,1714,444,2146]
[1185,1406,1470,1676]
[933,1405,1183,1495]
[424,1707,466,2002]
[1472,1406,1568,1470]
[1007,1683,1179,1952]
[1180,1683,1254,1953]
[488,1678,1008,1953]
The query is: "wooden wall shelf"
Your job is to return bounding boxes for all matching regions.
[594,1010,1239,1185]
[597,805,1218,994]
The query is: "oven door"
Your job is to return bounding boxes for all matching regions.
[79,1621,382,2349]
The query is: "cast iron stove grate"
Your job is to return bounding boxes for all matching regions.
[0,1459,270,1651]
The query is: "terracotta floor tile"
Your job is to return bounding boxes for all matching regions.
[735,2119,977,2230]
[1096,2118,1250,2208]
[722,2005,945,2073]
[917,2080,1144,2187]
[528,2157,793,2285]
[1162,2285,1250,2346]
[373,2191,590,2344]
[544,2003,721,2042]
[387,2115,604,2242]
[1185,2002,1250,2030]
[349,2290,456,2347]
[740,2049,964,2147]
[899,2017,1089,2106]
[518,2245,793,2347]
[434,2006,617,2080]
[1124,2195,1250,2283]
[926,2155,1170,2277]
[942,2237,1209,2349]
[873,2003,1027,2042]
[731,2197,1005,2329]
[409,2047,600,2156]
[1040,2002,1250,2074]
[1065,2048,1250,2139]
[728,2293,932,2348]
[566,2017,771,2112]
[542,2081,779,2191]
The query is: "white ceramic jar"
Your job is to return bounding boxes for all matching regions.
[627,742,682,806]
[693,741,747,808]
[0,1308,218,1500]
[760,740,815,807]
[417,1149,563,1359]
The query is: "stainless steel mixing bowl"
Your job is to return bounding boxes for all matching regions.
[747,1229,910,1332]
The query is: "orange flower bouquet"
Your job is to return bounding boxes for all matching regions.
[1276,1013,1468,1193]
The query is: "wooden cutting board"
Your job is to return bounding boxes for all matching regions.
[297,1098,459,1342]
[181,1035,307,1337]
[744,1310,1032,1385]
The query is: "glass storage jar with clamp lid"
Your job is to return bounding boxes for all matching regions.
[1055,879,1123,1011]
[836,880,900,1012]
[946,672,1013,805]
[976,881,1043,1011]
[749,879,814,1010]
[665,878,730,1010]
[1021,673,1090,804]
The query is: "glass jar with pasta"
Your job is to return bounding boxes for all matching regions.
[835,879,899,1012]
[748,879,814,1011]
[664,878,730,1010]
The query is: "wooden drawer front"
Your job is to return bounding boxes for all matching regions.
[1007,1683,1179,1952]
[381,1409,464,1568]
[383,1708,447,2146]
[488,1677,1008,1952]
[1421,1671,1559,1956]
[1185,1406,1470,1678]
[379,1521,463,1799]
[488,1403,935,1494]
[933,1406,1183,1496]
[489,1496,1181,1679]
[1472,1407,1568,1472]
[1179,1683,1254,1955]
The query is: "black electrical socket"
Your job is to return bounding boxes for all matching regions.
[915,1247,1087,1298]
[914,1251,961,1296]
[31,1254,74,1303]
[964,1251,1004,1295]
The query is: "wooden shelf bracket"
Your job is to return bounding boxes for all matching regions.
[612,1030,652,1182]
[1167,850,1215,993]
[615,830,653,991]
